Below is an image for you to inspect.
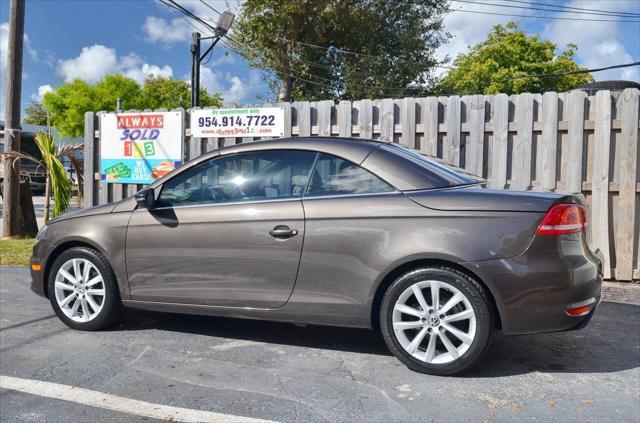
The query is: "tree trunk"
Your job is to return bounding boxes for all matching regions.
[19,179,38,237]
[1,0,26,238]
[278,72,293,102]
[43,172,50,223]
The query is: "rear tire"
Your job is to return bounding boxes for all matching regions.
[380,266,493,375]
[48,247,124,331]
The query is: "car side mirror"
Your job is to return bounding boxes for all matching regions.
[135,188,156,209]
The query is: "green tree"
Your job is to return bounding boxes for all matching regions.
[234,0,449,101]
[42,75,223,138]
[139,76,222,109]
[435,22,594,95]
[93,74,142,112]
[42,79,96,138]
[22,101,49,126]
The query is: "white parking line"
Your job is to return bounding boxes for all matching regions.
[0,375,275,423]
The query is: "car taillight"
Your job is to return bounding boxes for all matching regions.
[536,203,587,236]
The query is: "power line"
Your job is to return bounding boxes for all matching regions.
[198,0,222,16]
[450,8,640,22]
[507,61,640,79]
[450,0,640,18]
[502,0,640,17]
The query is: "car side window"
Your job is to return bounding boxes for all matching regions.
[157,150,317,207]
[306,153,395,197]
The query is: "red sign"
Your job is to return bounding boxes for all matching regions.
[117,114,164,129]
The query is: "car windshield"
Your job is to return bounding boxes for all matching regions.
[380,143,485,189]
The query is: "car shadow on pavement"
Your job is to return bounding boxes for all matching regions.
[111,307,393,356]
[109,301,639,377]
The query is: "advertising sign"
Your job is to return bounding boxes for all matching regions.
[190,107,285,138]
[99,111,184,184]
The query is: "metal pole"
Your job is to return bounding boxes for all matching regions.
[2,0,26,238]
[191,32,201,108]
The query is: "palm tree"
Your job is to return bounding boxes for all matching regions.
[0,131,82,221]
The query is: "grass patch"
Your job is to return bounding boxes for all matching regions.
[0,238,34,266]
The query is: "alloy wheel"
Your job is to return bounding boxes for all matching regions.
[392,280,476,364]
[54,258,106,323]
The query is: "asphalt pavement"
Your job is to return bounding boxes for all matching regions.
[0,266,639,422]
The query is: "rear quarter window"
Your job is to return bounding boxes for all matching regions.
[378,144,483,190]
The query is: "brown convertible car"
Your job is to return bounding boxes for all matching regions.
[30,138,603,375]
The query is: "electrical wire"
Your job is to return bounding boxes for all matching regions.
[506,61,640,79]
[501,0,640,18]
[449,0,640,19]
[450,8,640,22]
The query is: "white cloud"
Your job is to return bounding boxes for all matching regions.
[57,44,174,85]
[142,16,192,44]
[143,0,243,45]
[31,84,53,101]
[125,63,173,84]
[199,67,262,105]
[544,0,639,81]
[58,44,119,83]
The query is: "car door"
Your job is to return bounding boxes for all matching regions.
[125,149,317,309]
[292,152,411,319]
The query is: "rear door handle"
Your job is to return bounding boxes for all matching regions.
[269,225,298,239]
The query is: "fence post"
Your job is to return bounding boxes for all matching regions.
[566,90,586,194]
[357,99,373,139]
[445,96,461,166]
[424,97,438,156]
[540,92,558,191]
[317,100,332,137]
[616,88,639,281]
[379,98,394,143]
[336,101,351,138]
[592,90,612,279]
[512,93,533,190]
[400,97,416,148]
[83,111,96,208]
[297,101,311,137]
[466,95,485,176]
[489,94,508,189]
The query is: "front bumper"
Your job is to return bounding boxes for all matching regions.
[30,239,48,298]
[464,233,603,336]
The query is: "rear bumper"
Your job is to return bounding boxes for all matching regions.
[464,233,603,336]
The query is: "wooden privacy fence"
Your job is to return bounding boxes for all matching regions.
[84,88,640,281]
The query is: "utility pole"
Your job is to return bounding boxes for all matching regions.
[2,0,26,239]
[190,11,235,108]
[190,32,201,108]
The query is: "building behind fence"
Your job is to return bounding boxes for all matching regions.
[84,88,640,281]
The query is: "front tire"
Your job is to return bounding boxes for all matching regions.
[380,266,493,375]
[48,247,124,331]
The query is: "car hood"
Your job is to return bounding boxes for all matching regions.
[406,185,584,212]
[48,202,118,224]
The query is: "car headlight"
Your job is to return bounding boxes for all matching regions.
[35,224,47,242]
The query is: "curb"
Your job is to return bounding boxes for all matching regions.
[603,281,640,305]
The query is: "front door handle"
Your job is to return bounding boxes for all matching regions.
[269,225,298,239]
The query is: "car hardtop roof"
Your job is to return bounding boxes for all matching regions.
[197,136,384,164]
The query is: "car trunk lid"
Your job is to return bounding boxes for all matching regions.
[406,185,586,213]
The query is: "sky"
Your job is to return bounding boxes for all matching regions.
[0,0,639,118]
